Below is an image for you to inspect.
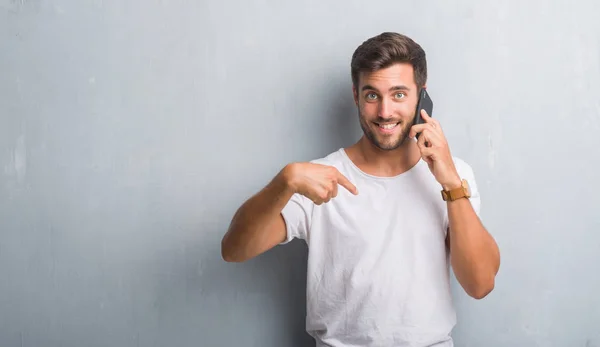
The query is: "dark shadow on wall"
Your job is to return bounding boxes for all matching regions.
[316,71,362,155]
[143,230,314,347]
[163,77,359,347]
[138,76,358,347]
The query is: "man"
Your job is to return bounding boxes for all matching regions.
[221,32,500,347]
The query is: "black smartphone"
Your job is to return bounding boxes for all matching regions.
[414,88,433,139]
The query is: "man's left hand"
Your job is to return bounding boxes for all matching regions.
[409,110,462,190]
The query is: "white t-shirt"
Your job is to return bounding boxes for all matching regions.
[280,148,481,347]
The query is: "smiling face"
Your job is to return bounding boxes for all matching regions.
[353,62,421,151]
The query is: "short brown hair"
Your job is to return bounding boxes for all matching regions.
[351,32,427,89]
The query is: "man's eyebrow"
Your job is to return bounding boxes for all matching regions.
[361,84,410,92]
[389,85,410,91]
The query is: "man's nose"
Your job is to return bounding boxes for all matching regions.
[378,99,394,119]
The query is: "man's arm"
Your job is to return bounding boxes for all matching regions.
[409,110,500,299]
[221,167,294,263]
[446,193,500,299]
[221,162,358,263]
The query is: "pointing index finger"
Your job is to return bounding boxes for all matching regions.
[336,171,358,195]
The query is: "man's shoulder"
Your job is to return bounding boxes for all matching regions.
[451,156,477,178]
[308,148,347,167]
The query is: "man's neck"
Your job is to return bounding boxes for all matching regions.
[345,136,422,177]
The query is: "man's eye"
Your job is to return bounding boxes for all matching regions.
[395,92,405,99]
[366,93,377,100]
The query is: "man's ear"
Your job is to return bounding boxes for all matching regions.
[352,85,359,106]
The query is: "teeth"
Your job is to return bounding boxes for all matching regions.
[379,123,398,129]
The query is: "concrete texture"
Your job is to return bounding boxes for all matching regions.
[1,0,599,346]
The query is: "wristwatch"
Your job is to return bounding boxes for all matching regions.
[441,179,471,201]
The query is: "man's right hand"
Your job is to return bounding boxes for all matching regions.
[222,162,358,262]
[282,162,359,205]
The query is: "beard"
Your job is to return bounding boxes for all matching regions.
[358,110,412,151]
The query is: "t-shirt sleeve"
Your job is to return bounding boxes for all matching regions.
[457,158,481,216]
[279,193,313,244]
[444,158,482,230]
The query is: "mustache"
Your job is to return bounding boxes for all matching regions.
[373,117,402,123]
[357,110,404,124]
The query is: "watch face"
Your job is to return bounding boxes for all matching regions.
[462,179,471,197]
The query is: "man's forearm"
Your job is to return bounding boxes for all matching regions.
[221,166,295,262]
[447,198,500,299]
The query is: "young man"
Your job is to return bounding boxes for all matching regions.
[221,32,500,347]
